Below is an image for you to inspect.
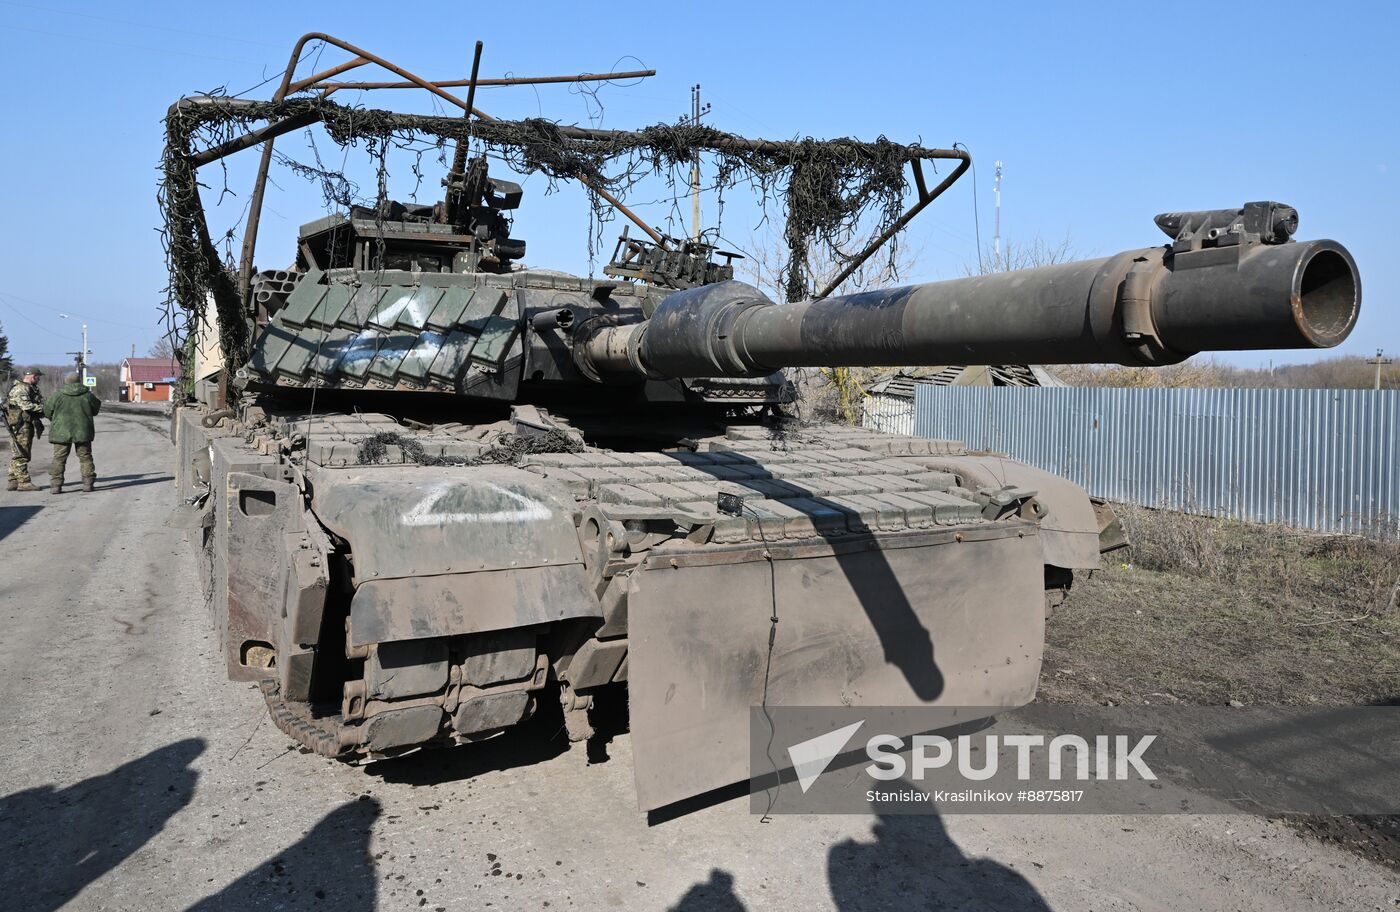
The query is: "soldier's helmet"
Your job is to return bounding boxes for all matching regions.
[24,368,42,378]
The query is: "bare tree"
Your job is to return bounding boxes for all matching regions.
[1057,355,1397,390]
[740,227,921,424]
[963,233,1076,276]
[149,336,177,360]
[1054,359,1234,388]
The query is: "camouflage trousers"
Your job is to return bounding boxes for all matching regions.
[50,441,96,483]
[6,421,34,481]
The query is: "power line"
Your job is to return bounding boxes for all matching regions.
[955,143,983,273]
[0,289,150,331]
[0,298,71,341]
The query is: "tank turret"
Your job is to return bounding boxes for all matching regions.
[240,198,1356,411]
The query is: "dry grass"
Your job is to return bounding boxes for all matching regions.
[1039,506,1400,707]
[1039,507,1400,871]
[1114,504,1400,618]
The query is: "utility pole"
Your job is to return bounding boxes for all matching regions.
[676,85,710,240]
[59,313,90,383]
[65,325,89,382]
[993,161,1003,267]
[1367,348,1393,390]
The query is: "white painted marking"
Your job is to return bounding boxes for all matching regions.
[401,481,552,527]
[340,328,380,367]
[404,331,445,364]
[372,290,427,328]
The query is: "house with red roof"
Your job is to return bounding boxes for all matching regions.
[120,357,182,403]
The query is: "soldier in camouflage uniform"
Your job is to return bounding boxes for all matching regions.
[5,368,44,491]
[44,371,101,494]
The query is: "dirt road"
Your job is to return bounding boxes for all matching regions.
[1,412,1395,911]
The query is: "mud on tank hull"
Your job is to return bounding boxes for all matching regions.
[173,405,1109,810]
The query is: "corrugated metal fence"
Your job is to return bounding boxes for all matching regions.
[909,386,1400,534]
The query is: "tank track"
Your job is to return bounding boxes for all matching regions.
[258,679,351,758]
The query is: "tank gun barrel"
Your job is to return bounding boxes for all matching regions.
[578,203,1360,378]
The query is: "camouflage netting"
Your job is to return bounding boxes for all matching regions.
[159,103,250,365]
[161,93,941,366]
[354,430,583,467]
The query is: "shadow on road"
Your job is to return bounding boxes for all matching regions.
[669,869,746,911]
[667,779,1051,911]
[0,504,42,543]
[0,738,205,912]
[826,799,1051,911]
[185,798,381,911]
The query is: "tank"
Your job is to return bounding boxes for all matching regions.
[167,55,1361,811]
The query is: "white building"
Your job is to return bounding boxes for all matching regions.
[862,365,1065,435]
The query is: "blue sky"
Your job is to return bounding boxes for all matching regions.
[0,0,1394,368]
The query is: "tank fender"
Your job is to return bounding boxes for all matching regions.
[310,465,600,643]
[627,525,1045,810]
[912,455,1101,570]
[311,464,583,580]
[348,566,597,646]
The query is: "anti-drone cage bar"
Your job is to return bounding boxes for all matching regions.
[172,32,969,308]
